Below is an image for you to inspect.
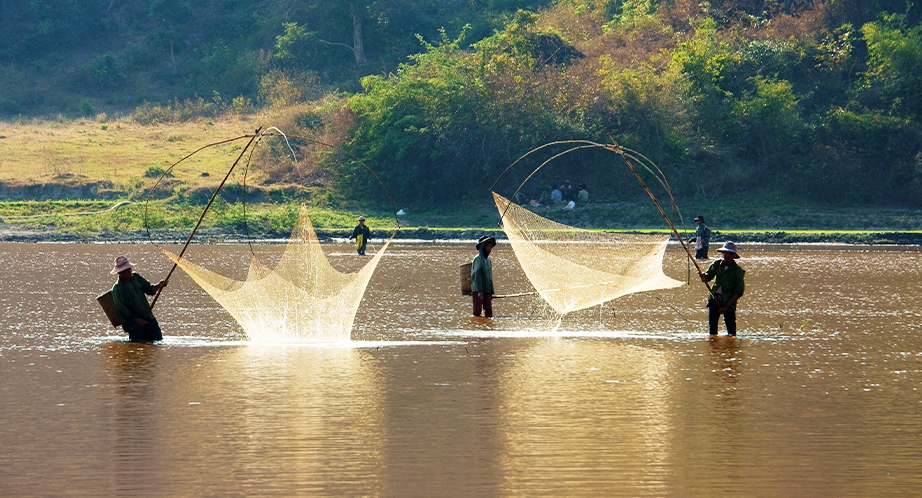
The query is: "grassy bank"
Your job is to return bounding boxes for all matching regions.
[1,199,921,245]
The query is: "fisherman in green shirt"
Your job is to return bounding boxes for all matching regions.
[471,235,496,317]
[110,256,168,342]
[698,241,745,336]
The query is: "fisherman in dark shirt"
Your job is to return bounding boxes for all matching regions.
[349,216,372,255]
[471,235,496,317]
[110,256,168,342]
[688,215,712,259]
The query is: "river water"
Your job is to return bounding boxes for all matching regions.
[1,241,921,497]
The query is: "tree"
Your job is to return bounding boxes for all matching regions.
[859,14,922,117]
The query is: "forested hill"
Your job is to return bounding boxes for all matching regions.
[0,0,549,113]
[2,0,921,208]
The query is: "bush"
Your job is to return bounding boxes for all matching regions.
[132,96,218,124]
[145,165,173,178]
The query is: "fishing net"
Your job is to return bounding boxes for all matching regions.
[160,204,387,343]
[494,192,683,316]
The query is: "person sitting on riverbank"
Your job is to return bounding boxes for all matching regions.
[698,242,745,336]
[110,256,168,342]
[577,183,589,206]
[471,235,496,318]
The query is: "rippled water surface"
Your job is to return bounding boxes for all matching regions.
[2,242,921,497]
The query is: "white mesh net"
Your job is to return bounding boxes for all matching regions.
[494,192,683,316]
[161,205,388,343]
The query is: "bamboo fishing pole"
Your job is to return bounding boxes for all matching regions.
[605,143,715,298]
[149,127,263,309]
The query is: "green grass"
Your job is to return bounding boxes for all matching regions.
[0,200,398,235]
[2,199,920,245]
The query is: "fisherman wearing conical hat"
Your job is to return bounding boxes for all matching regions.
[471,235,496,318]
[349,216,371,255]
[110,256,168,342]
[698,241,745,336]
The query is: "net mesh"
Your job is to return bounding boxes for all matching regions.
[160,204,388,343]
[494,192,683,316]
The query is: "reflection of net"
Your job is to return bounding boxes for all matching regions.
[494,192,683,316]
[161,205,387,343]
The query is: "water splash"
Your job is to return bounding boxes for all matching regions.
[161,205,387,343]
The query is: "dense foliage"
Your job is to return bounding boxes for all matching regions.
[2,0,921,207]
[335,1,922,206]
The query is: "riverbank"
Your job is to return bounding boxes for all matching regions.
[2,199,922,244]
[3,225,921,245]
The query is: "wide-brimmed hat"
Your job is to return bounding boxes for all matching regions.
[476,235,497,250]
[110,256,134,274]
[716,241,740,258]
[694,215,705,222]
[358,216,366,221]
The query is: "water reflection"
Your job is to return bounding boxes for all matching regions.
[104,344,386,496]
[107,342,166,497]
[497,339,677,495]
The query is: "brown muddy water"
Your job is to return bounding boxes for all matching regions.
[1,241,922,497]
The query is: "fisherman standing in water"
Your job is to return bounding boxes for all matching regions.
[110,256,168,342]
[698,241,745,336]
[349,216,371,255]
[688,215,712,259]
[471,235,496,318]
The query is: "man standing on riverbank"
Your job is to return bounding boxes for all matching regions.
[471,235,496,318]
[110,256,168,342]
[688,215,712,259]
[699,242,745,336]
[349,216,371,255]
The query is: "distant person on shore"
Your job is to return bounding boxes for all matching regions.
[349,216,371,255]
[559,181,573,201]
[110,256,168,343]
[577,183,589,206]
[471,235,496,318]
[551,186,563,205]
[539,186,553,206]
[698,242,745,337]
[688,215,712,259]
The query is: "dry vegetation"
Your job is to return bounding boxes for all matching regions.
[0,102,348,200]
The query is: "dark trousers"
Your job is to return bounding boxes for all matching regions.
[128,320,163,342]
[695,247,709,259]
[708,302,736,336]
[473,292,493,317]
[357,242,367,255]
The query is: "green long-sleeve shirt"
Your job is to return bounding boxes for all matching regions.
[704,259,745,310]
[111,273,158,333]
[470,251,494,294]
